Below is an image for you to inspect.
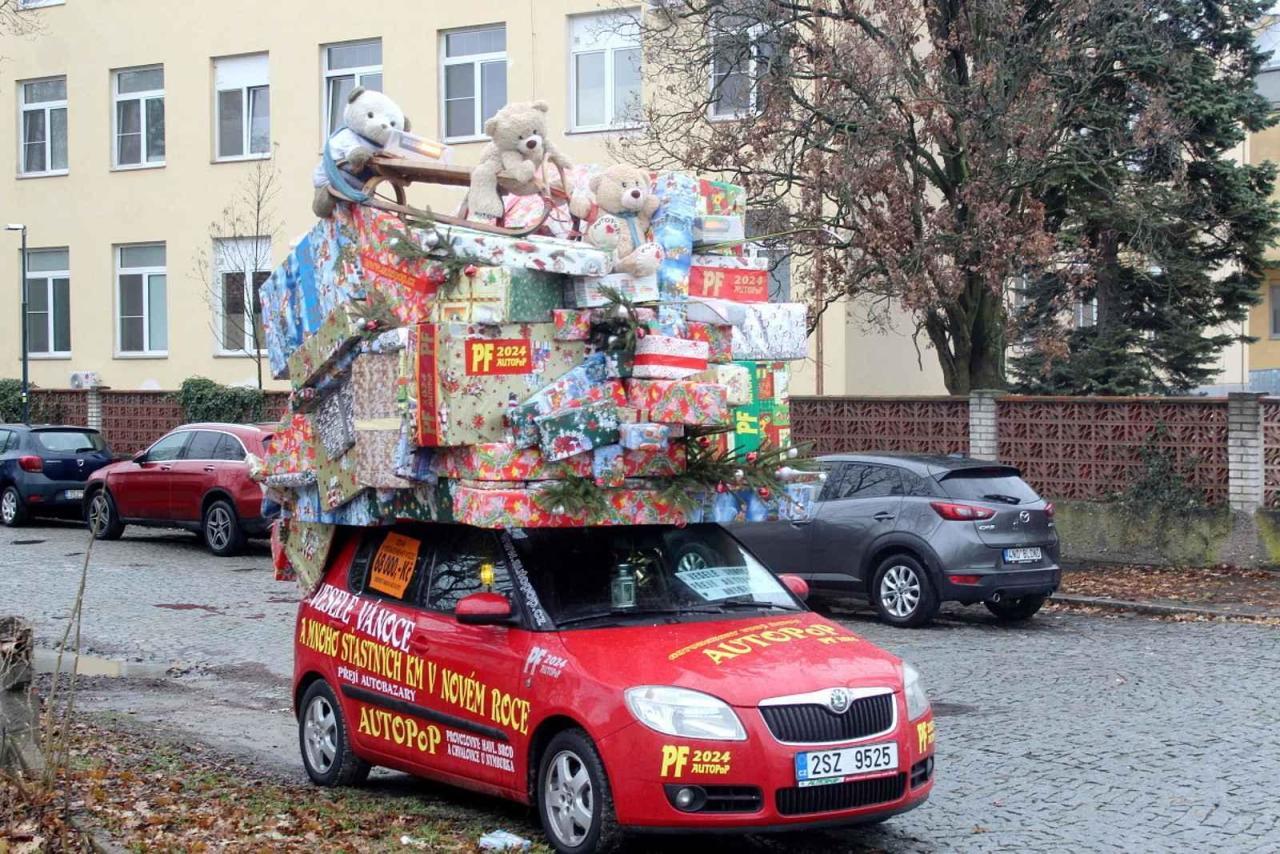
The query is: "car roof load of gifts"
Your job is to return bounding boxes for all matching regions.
[262,91,822,589]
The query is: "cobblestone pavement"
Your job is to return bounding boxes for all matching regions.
[3,524,1278,852]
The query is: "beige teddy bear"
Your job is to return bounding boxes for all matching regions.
[570,164,663,276]
[312,87,409,218]
[466,100,572,222]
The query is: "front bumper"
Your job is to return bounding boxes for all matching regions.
[598,700,935,831]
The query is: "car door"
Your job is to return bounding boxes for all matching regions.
[166,430,224,522]
[808,463,905,589]
[413,526,528,792]
[726,458,842,577]
[110,430,190,519]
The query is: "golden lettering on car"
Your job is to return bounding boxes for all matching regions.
[917,719,936,753]
[356,704,442,755]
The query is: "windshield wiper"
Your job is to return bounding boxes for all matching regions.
[981,493,1022,505]
[711,601,799,612]
[555,607,687,628]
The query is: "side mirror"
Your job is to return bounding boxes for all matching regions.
[456,592,513,626]
[780,574,810,602]
[132,451,148,464]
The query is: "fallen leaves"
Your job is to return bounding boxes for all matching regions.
[1060,565,1280,612]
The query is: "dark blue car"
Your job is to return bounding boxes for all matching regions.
[0,424,114,526]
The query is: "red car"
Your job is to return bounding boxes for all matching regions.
[293,522,935,853]
[84,423,274,556]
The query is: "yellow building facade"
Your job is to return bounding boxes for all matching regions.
[0,0,950,396]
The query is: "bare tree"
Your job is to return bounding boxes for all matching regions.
[193,151,282,391]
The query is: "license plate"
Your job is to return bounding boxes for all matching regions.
[64,489,84,501]
[794,742,898,787]
[1003,547,1041,564]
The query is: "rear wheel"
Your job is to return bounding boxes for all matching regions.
[985,594,1047,623]
[1,486,28,527]
[537,728,622,854]
[298,680,369,787]
[871,555,939,628]
[203,499,245,557]
[87,489,125,540]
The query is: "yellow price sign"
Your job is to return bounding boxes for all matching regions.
[369,532,421,599]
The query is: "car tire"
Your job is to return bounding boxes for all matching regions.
[1,485,28,527]
[86,489,125,540]
[203,499,246,557]
[298,680,370,787]
[537,728,623,854]
[985,594,1047,623]
[871,554,939,628]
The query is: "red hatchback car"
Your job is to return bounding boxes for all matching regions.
[84,423,274,556]
[293,522,936,853]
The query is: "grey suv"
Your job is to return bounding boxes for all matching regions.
[731,453,1061,627]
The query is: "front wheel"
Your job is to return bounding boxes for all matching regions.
[1,485,28,527]
[871,555,939,628]
[537,729,623,854]
[87,489,125,540]
[203,499,246,556]
[298,680,369,787]
[985,594,1047,623]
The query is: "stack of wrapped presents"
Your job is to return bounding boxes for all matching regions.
[259,168,818,582]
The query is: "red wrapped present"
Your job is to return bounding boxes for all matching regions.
[688,264,769,302]
[686,321,733,363]
[432,443,593,481]
[624,379,730,426]
[633,334,709,380]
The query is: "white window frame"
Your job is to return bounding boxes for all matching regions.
[214,54,271,162]
[322,39,382,138]
[708,20,775,120]
[568,11,643,133]
[439,25,508,143]
[24,248,71,358]
[213,237,271,356]
[17,0,65,8]
[112,65,165,170]
[115,243,167,357]
[18,76,68,177]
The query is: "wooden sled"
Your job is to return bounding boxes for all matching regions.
[329,155,577,238]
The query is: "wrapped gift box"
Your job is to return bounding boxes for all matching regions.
[731,303,809,361]
[625,379,730,426]
[592,444,626,488]
[535,400,622,461]
[287,294,397,390]
[691,253,769,271]
[287,485,386,527]
[691,363,752,406]
[622,443,686,477]
[313,383,355,460]
[413,322,589,447]
[349,206,451,324]
[433,264,566,324]
[633,334,709,380]
[265,412,319,476]
[653,171,700,224]
[686,297,750,328]
[507,356,624,448]
[282,520,336,595]
[698,179,747,217]
[553,308,593,341]
[376,481,455,523]
[730,360,792,453]
[620,422,670,451]
[439,223,612,276]
[688,264,769,303]
[692,215,746,246]
[569,273,660,308]
[432,442,592,481]
[451,481,688,528]
[685,321,733,363]
[309,206,366,316]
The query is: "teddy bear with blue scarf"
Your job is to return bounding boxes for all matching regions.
[312,87,409,218]
[569,163,663,276]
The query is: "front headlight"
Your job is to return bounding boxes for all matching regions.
[903,662,930,720]
[624,686,746,741]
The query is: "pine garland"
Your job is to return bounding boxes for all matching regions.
[386,217,474,297]
[537,477,612,523]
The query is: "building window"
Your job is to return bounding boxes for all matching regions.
[214,53,270,160]
[113,65,165,168]
[19,77,67,175]
[1075,297,1098,329]
[569,12,642,132]
[17,0,65,8]
[441,25,507,142]
[323,39,382,136]
[709,17,779,118]
[24,248,70,356]
[214,237,271,354]
[116,243,167,355]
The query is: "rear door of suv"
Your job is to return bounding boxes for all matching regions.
[809,462,904,589]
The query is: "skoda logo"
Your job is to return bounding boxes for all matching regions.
[828,688,852,714]
[1019,510,1031,524]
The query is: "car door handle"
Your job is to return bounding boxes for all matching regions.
[789,519,810,527]
[873,512,895,522]
[159,464,172,471]
[203,465,216,472]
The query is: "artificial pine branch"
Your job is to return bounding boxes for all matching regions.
[537,477,611,523]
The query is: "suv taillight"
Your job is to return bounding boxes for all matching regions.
[930,501,995,521]
[1044,502,1055,520]
[18,455,43,473]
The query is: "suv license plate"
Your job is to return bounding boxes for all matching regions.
[795,742,898,787]
[1004,547,1042,563]
[64,489,84,500]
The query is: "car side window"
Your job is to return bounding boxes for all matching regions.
[826,463,902,501]
[0,430,12,453]
[422,527,514,614]
[213,433,246,461]
[900,469,935,497]
[183,431,223,460]
[147,432,190,462]
[348,529,432,606]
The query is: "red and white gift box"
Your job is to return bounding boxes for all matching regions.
[632,334,710,379]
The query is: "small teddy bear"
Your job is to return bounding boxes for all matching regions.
[569,163,663,276]
[312,87,410,218]
[466,100,572,222]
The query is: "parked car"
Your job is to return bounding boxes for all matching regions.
[0,424,114,526]
[294,522,936,854]
[732,453,1060,627]
[84,423,274,556]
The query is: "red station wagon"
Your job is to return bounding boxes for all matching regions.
[293,522,936,853]
[84,423,274,556]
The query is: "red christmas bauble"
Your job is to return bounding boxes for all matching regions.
[757,486,772,499]
[715,482,728,494]
[463,264,478,277]
[746,452,759,463]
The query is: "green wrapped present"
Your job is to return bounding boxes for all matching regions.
[535,401,622,461]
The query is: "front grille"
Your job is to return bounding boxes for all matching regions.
[759,692,894,743]
[776,772,906,816]
[910,756,934,788]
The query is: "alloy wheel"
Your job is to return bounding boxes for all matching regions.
[206,506,232,550]
[1,490,17,524]
[303,695,338,774]
[88,493,109,534]
[544,749,594,848]
[677,551,708,573]
[880,564,921,618]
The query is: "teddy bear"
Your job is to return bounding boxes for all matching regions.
[569,164,663,276]
[466,100,572,222]
[312,87,410,218]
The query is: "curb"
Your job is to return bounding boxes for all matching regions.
[1050,593,1277,620]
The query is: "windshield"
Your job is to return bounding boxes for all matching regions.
[510,524,801,629]
[33,430,106,453]
[938,469,1039,504]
